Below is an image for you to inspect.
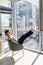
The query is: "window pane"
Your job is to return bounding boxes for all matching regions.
[16,0,39,30]
[1,14,12,53]
[16,1,32,30]
[16,0,39,51]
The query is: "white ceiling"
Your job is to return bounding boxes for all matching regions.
[0,0,9,6]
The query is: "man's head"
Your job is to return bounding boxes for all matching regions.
[5,29,12,40]
[5,29,11,36]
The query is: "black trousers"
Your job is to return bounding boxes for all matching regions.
[18,30,33,44]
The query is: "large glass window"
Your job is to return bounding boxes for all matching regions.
[16,0,39,51]
[0,0,12,54]
[1,14,12,53]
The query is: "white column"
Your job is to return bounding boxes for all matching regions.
[0,14,1,33]
[40,0,43,31]
[32,5,37,30]
[0,13,4,56]
[11,1,17,39]
[0,13,2,56]
[40,0,43,53]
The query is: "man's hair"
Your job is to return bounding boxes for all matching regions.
[0,33,2,36]
[5,29,9,35]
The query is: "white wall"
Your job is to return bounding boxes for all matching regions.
[0,0,9,7]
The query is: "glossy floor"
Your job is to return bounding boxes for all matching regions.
[0,49,43,65]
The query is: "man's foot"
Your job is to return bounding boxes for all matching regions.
[31,27,39,32]
[31,27,35,32]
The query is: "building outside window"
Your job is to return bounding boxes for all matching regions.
[16,0,39,51]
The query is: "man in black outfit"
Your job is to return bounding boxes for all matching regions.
[18,30,33,44]
[5,29,33,44]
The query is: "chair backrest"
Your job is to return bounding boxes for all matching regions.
[8,41,23,51]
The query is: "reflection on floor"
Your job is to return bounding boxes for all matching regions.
[23,39,39,51]
[0,49,41,65]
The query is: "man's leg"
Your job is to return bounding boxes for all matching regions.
[18,30,33,44]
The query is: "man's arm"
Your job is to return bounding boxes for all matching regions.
[11,37,18,44]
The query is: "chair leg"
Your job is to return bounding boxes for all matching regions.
[22,49,24,56]
[12,51,14,57]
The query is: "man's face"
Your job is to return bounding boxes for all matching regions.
[6,32,10,38]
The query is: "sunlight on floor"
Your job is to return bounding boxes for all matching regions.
[0,49,39,65]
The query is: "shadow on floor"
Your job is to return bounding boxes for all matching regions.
[0,57,15,65]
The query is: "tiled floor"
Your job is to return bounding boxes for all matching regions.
[34,54,43,65]
[0,49,43,65]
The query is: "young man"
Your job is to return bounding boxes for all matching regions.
[5,29,33,44]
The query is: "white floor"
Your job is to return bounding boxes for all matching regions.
[0,49,43,65]
[34,54,43,65]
